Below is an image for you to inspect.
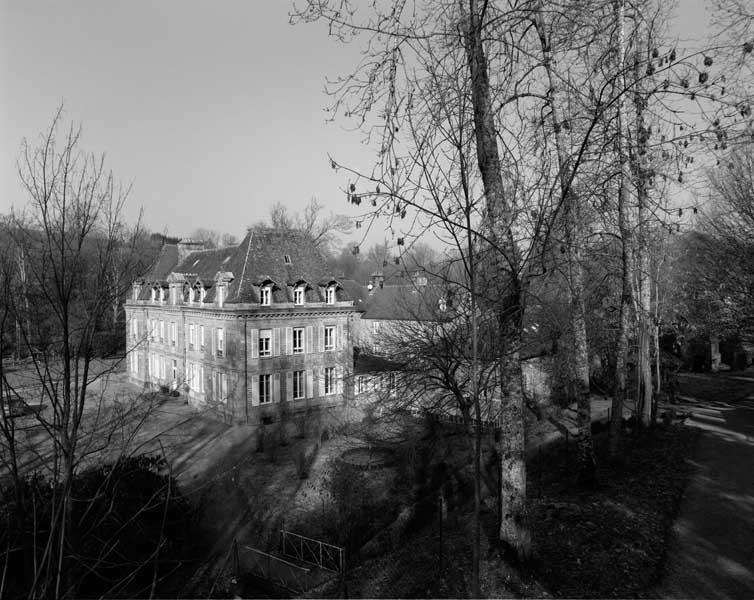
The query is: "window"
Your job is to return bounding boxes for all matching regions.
[188,286,195,304]
[217,285,225,306]
[293,328,304,354]
[293,287,305,305]
[283,254,292,265]
[130,318,138,339]
[171,322,177,347]
[259,329,272,357]
[324,326,335,351]
[293,370,305,399]
[372,321,380,333]
[200,325,205,351]
[214,372,228,403]
[171,359,177,382]
[159,320,165,343]
[217,328,225,357]
[159,287,165,303]
[324,366,335,395]
[260,286,271,306]
[357,375,366,394]
[259,374,271,403]
[151,287,157,302]
[189,324,195,350]
[326,286,336,304]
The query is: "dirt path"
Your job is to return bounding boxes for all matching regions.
[655,371,754,599]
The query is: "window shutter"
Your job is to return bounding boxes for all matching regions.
[337,365,343,395]
[318,368,325,397]
[211,327,216,355]
[337,323,344,350]
[306,326,313,354]
[273,328,281,356]
[250,329,258,359]
[306,370,314,399]
[286,371,293,401]
[251,374,259,406]
[222,373,228,402]
[200,365,205,393]
[273,372,280,403]
[318,325,325,353]
[185,324,189,350]
[285,327,293,355]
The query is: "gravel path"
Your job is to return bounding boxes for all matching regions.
[654,372,754,599]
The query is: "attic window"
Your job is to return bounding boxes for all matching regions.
[192,259,200,267]
[260,285,271,306]
[294,286,305,305]
[222,256,231,264]
[283,255,292,265]
[326,285,336,305]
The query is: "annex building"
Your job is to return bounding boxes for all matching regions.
[124,229,359,424]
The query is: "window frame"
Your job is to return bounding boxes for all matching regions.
[260,286,271,306]
[293,370,305,400]
[326,286,336,304]
[292,327,304,354]
[217,328,225,357]
[259,373,271,404]
[324,366,335,395]
[293,287,305,305]
[324,326,335,351]
[259,329,272,357]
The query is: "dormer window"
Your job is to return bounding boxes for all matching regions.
[188,287,195,304]
[150,287,157,302]
[294,286,305,305]
[439,298,447,312]
[217,285,225,307]
[283,255,292,265]
[326,286,336,305]
[159,287,165,303]
[260,286,271,306]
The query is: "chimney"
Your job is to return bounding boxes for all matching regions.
[177,238,206,262]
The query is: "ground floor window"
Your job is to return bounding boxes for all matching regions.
[260,373,271,403]
[293,370,305,399]
[357,375,366,394]
[214,372,228,403]
[324,366,335,395]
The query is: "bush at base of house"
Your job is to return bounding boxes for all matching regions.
[0,455,197,599]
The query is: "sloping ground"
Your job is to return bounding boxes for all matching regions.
[652,371,754,599]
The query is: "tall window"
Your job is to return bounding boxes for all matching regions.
[217,328,225,357]
[215,372,228,403]
[159,320,165,343]
[293,370,305,400]
[171,321,177,346]
[324,367,335,395]
[293,328,304,354]
[189,324,195,350]
[200,325,205,351]
[326,286,336,304]
[372,321,380,333]
[259,374,271,403]
[324,326,335,351]
[260,286,271,306]
[293,286,305,305]
[259,329,272,357]
[130,318,138,339]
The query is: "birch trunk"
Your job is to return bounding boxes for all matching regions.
[609,0,634,460]
[465,0,530,560]
[535,12,596,485]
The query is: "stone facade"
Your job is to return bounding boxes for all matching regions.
[125,230,359,424]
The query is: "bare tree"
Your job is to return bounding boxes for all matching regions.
[262,197,352,252]
[0,106,183,598]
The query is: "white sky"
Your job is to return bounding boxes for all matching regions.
[1,0,712,250]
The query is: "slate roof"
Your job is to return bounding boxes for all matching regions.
[361,283,449,321]
[139,229,349,304]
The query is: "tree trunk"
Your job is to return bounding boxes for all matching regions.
[609,0,634,460]
[464,0,530,560]
[535,12,596,485]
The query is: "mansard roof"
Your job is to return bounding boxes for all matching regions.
[140,228,347,304]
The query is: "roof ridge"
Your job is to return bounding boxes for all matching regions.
[236,230,254,300]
